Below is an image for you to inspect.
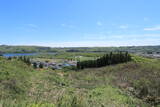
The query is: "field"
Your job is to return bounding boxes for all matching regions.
[0,54,160,107]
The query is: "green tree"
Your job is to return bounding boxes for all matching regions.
[39,63,44,69]
[33,62,37,69]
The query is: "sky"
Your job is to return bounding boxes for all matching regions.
[0,0,160,47]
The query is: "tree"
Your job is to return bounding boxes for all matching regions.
[77,51,132,69]
[7,57,12,60]
[0,53,3,56]
[39,63,44,69]
[33,62,37,69]
[77,62,80,69]
[26,57,31,65]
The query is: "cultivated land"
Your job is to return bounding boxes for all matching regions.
[0,46,160,107]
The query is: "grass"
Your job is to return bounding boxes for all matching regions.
[30,52,103,60]
[0,57,33,99]
[29,52,99,64]
[0,55,160,106]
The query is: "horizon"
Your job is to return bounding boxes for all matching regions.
[0,0,160,47]
[0,44,159,48]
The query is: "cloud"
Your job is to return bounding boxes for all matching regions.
[144,26,160,31]
[8,32,160,47]
[27,24,38,28]
[83,33,160,41]
[110,34,160,40]
[61,24,67,27]
[61,23,75,28]
[119,25,128,29]
[97,21,103,26]
[15,37,160,47]
[83,33,107,40]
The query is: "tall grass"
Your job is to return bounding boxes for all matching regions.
[1,56,159,106]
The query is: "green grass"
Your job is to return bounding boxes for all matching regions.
[0,57,33,99]
[29,52,101,63]
[88,86,147,107]
[1,55,160,106]
[131,54,158,63]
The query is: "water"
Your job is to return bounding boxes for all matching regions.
[3,53,38,57]
[2,52,56,57]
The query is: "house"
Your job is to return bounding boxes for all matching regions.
[51,65,62,70]
[31,59,77,70]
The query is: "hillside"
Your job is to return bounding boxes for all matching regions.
[0,56,160,107]
[0,45,58,53]
[0,45,160,53]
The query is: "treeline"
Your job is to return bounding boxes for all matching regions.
[16,56,43,69]
[18,56,31,65]
[6,56,45,69]
[77,52,131,69]
[7,56,31,65]
[0,45,58,53]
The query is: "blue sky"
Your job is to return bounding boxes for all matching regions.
[0,0,160,47]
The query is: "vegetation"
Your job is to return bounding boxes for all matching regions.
[0,45,58,53]
[77,52,131,69]
[1,45,160,53]
[0,57,32,100]
[0,52,160,106]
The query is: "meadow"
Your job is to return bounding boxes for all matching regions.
[0,53,160,107]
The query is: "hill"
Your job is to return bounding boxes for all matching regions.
[0,45,160,53]
[0,56,160,107]
[0,45,58,53]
